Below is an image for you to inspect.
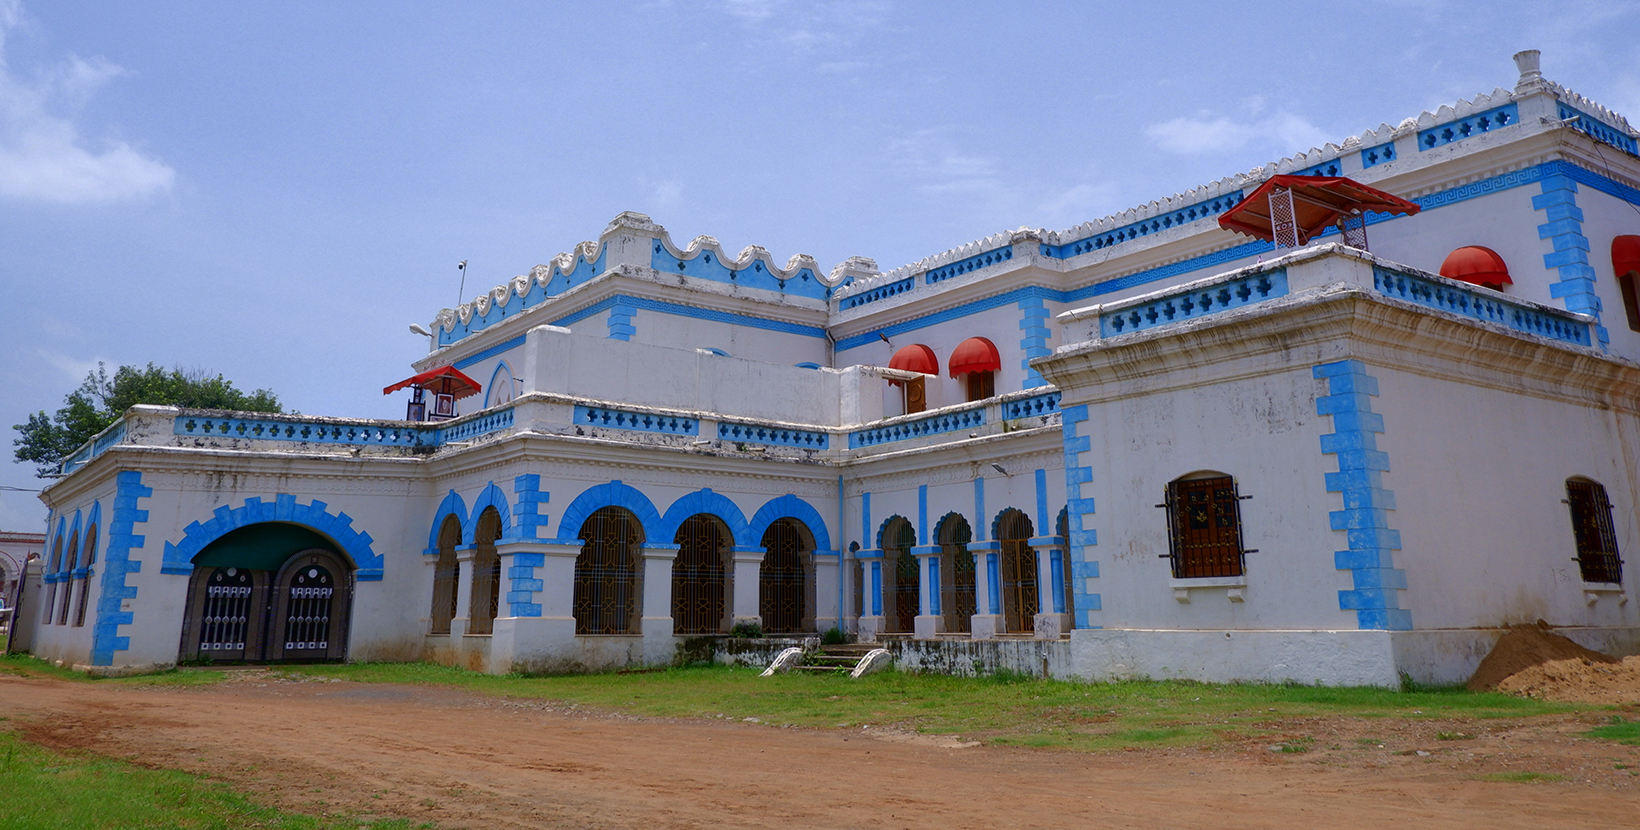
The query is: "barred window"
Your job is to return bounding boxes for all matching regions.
[468,508,503,635]
[1566,478,1623,584]
[429,516,461,634]
[1160,474,1250,579]
[574,507,641,634]
[73,525,97,627]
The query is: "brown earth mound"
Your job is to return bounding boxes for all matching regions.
[1496,654,1640,704]
[1466,622,1616,691]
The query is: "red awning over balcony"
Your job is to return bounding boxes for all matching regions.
[1615,235,1640,277]
[948,336,1001,377]
[382,365,482,400]
[1440,245,1512,288]
[1217,175,1421,246]
[887,343,938,386]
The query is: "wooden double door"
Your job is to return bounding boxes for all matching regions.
[180,548,352,663]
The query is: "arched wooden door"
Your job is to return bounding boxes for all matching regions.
[267,550,352,661]
[179,522,354,663]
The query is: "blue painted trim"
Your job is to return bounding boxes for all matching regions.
[574,405,699,436]
[985,553,1000,615]
[172,410,513,448]
[747,494,832,553]
[875,515,914,551]
[452,335,525,372]
[60,420,126,475]
[870,560,882,616]
[917,485,928,545]
[973,478,985,542]
[1418,103,1518,151]
[506,549,547,618]
[651,240,828,299]
[81,501,101,566]
[1360,141,1397,168]
[91,471,151,666]
[839,277,914,310]
[1533,175,1607,345]
[860,491,871,548]
[1019,298,1051,388]
[437,246,608,346]
[563,294,826,340]
[795,362,822,370]
[483,361,516,408]
[929,556,941,615]
[1556,102,1638,155]
[467,481,513,543]
[658,488,751,547]
[926,245,1014,285]
[607,299,637,341]
[1034,469,1049,532]
[1101,269,1288,337]
[507,474,547,543]
[160,494,384,580]
[427,490,469,552]
[1040,191,1245,258]
[1001,391,1060,420]
[1292,158,1342,177]
[1049,549,1065,614]
[1371,266,1592,347]
[553,480,662,544]
[1061,403,1099,629]
[849,405,985,449]
[717,421,829,449]
[1314,360,1411,631]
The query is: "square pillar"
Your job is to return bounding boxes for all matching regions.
[488,542,580,674]
[1031,537,1071,639]
[969,542,1003,639]
[730,547,764,629]
[855,548,885,642]
[812,550,840,633]
[911,545,944,639]
[450,546,476,639]
[640,545,679,659]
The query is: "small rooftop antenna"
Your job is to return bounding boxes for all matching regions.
[456,260,469,306]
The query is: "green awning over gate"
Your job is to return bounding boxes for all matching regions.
[194,522,342,571]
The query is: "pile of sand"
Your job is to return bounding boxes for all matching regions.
[1466,622,1640,705]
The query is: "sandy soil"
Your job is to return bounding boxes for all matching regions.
[1,672,1637,830]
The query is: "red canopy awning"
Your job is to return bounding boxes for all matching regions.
[1440,246,1512,288]
[1217,175,1421,245]
[949,336,1001,377]
[383,365,482,400]
[887,343,938,386]
[1615,235,1640,277]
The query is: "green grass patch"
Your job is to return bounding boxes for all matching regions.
[1585,715,1640,745]
[0,654,226,687]
[271,661,1582,753]
[1473,771,1567,783]
[0,731,430,829]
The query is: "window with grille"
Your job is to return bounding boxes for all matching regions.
[429,516,461,634]
[574,507,641,634]
[672,515,728,634]
[73,525,97,627]
[468,508,502,635]
[1160,475,1249,579]
[759,519,810,634]
[1566,479,1624,584]
[996,509,1037,633]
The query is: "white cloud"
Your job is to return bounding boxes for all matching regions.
[38,349,104,385]
[0,0,174,204]
[1145,110,1331,158]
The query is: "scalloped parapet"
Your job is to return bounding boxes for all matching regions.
[649,232,831,300]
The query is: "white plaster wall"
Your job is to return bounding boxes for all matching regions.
[1369,365,1640,630]
[835,302,1034,408]
[1076,367,1348,630]
[631,309,828,369]
[1567,186,1640,362]
[1070,628,1401,687]
[24,482,112,669]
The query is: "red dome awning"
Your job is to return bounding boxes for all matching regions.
[1439,246,1512,288]
[887,343,938,386]
[1614,235,1640,277]
[948,336,1001,377]
[383,365,482,399]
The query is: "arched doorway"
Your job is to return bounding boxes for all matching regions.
[429,515,461,635]
[673,514,730,634]
[760,518,813,634]
[179,522,354,663]
[997,509,1036,634]
[469,507,503,635]
[573,506,642,635]
[881,517,917,634]
[936,514,975,633]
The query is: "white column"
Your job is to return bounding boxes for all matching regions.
[730,546,763,630]
[911,545,944,639]
[640,545,679,661]
[1031,538,1071,639]
[812,550,839,633]
[488,541,580,674]
[969,542,1002,639]
[449,546,476,639]
[854,549,885,642]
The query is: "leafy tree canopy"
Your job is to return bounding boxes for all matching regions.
[12,363,281,478]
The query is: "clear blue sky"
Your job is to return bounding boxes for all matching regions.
[3,0,1637,528]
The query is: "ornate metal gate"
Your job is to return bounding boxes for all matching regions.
[760,520,807,633]
[998,510,1037,634]
[573,507,640,634]
[196,568,258,660]
[279,565,335,658]
[673,516,727,634]
[940,517,975,633]
[894,549,919,633]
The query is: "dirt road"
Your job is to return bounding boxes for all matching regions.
[2,672,1635,829]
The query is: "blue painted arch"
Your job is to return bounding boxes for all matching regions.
[991,506,1034,541]
[427,490,469,552]
[657,488,751,547]
[466,481,512,543]
[876,514,915,550]
[160,494,384,580]
[933,511,972,544]
[554,480,661,543]
[81,501,102,567]
[59,510,83,575]
[748,494,832,553]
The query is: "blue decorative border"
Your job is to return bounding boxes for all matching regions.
[607,299,637,341]
[1557,102,1639,155]
[506,551,545,617]
[746,494,832,554]
[61,420,125,475]
[1019,298,1052,388]
[553,480,663,544]
[1418,103,1518,151]
[927,245,1014,285]
[651,241,828,299]
[91,470,150,666]
[1041,191,1245,259]
[574,405,698,436]
[438,247,609,346]
[1101,269,1288,337]
[1293,158,1342,177]
[1533,174,1608,345]
[1315,360,1410,631]
[1001,390,1061,420]
[508,474,547,542]
[848,406,985,449]
[1360,141,1397,168]
[160,493,383,580]
[1061,404,1100,629]
[717,421,829,449]
[172,409,513,450]
[840,277,914,310]
[1371,267,1592,347]
[452,336,526,371]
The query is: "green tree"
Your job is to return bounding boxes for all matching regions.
[12,363,282,477]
